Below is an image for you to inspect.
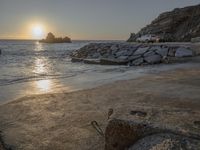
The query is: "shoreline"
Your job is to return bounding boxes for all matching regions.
[1,59,200,105]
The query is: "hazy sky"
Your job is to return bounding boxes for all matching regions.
[0,0,199,40]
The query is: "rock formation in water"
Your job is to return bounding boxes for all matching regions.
[127,4,200,42]
[39,32,72,43]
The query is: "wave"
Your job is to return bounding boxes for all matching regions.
[0,73,77,86]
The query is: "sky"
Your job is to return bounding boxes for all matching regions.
[0,0,199,40]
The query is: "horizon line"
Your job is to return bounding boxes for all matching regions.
[0,38,125,41]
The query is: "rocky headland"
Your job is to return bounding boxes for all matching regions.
[39,32,71,43]
[71,43,197,66]
[127,4,200,42]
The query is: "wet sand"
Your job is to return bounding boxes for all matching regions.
[0,59,200,149]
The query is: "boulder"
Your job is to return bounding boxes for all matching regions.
[91,53,101,58]
[110,45,118,52]
[100,58,128,65]
[71,57,83,62]
[115,50,128,57]
[175,47,193,57]
[117,56,129,60]
[105,119,200,150]
[83,59,100,64]
[156,48,169,57]
[130,58,144,66]
[143,51,156,57]
[128,55,141,61]
[129,133,198,150]
[134,47,149,56]
[168,48,176,57]
[144,54,162,64]
[191,37,200,43]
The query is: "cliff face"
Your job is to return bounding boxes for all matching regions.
[127,4,200,42]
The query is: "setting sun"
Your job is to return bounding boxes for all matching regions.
[31,24,45,39]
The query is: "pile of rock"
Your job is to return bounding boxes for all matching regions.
[71,43,195,66]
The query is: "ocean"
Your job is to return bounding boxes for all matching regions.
[0,40,194,103]
[0,40,130,102]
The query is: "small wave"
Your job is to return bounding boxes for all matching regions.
[0,73,77,86]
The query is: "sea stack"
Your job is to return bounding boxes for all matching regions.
[39,32,72,43]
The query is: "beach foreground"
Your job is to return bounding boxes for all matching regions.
[0,60,200,149]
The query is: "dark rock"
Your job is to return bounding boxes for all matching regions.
[100,58,128,65]
[71,57,83,62]
[156,47,169,57]
[127,33,137,42]
[168,48,176,57]
[175,47,194,57]
[129,133,199,150]
[115,51,128,57]
[134,47,149,56]
[71,43,196,66]
[144,54,162,64]
[91,53,101,59]
[105,119,200,150]
[83,59,100,64]
[143,51,156,57]
[117,56,129,60]
[193,121,200,128]
[128,55,141,61]
[130,58,144,66]
[127,4,200,42]
[191,37,200,43]
[39,32,71,43]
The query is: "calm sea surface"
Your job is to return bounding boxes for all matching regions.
[0,40,127,102]
[0,40,196,103]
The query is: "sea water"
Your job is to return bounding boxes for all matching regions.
[0,40,128,102]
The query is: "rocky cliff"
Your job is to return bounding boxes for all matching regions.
[127,4,200,42]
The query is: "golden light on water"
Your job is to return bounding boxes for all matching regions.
[33,42,52,92]
[36,80,52,91]
[34,58,46,74]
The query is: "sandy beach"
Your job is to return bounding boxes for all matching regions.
[0,57,200,149]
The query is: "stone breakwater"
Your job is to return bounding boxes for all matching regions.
[71,43,196,66]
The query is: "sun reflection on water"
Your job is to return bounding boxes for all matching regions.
[35,79,52,91]
[34,41,44,51]
[34,58,46,74]
[33,42,52,92]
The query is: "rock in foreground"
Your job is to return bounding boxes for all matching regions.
[71,43,196,66]
[105,119,200,150]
